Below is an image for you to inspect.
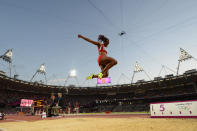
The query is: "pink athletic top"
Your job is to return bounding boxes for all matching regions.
[98,44,107,54]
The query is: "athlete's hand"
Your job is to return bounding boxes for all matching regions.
[78,34,82,38]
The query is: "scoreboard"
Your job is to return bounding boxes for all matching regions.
[97,77,111,84]
[150,100,197,118]
[20,99,33,107]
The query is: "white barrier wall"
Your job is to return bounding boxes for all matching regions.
[150,100,197,118]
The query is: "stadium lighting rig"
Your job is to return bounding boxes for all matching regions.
[64,69,80,87]
[117,73,130,85]
[158,65,176,77]
[0,49,13,77]
[131,61,151,83]
[70,69,76,77]
[176,48,197,75]
[30,63,47,84]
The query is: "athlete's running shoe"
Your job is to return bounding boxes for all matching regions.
[98,72,103,79]
[86,73,94,80]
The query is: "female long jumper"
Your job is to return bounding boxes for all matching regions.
[78,34,117,80]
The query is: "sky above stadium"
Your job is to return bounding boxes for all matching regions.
[1,0,197,87]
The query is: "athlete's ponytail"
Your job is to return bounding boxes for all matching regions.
[98,35,109,43]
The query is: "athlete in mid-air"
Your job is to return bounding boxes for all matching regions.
[78,34,117,80]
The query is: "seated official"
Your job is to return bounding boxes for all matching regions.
[57,93,65,112]
[44,94,60,117]
[44,95,56,117]
[31,102,35,115]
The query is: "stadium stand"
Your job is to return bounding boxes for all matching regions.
[0,72,197,114]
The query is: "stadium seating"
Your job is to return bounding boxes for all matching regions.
[0,73,197,113]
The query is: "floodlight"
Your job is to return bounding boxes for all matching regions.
[70,69,76,77]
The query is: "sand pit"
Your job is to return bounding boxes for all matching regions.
[0,114,197,131]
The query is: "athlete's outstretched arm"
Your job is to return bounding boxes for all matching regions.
[78,34,100,46]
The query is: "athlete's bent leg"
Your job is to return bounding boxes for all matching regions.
[102,71,109,78]
[102,58,117,75]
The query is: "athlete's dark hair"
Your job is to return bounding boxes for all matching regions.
[98,35,109,43]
